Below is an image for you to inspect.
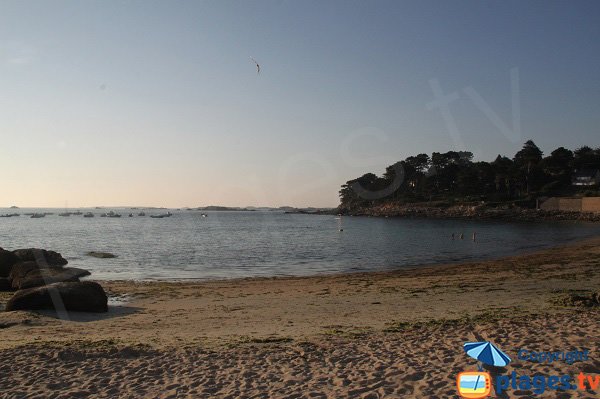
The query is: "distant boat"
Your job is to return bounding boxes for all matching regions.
[201,214,208,218]
[151,212,172,219]
[138,212,146,216]
[129,213,134,217]
[72,211,83,215]
[59,212,71,217]
[31,213,45,218]
[100,213,107,217]
[83,212,94,218]
[106,211,121,218]
[0,213,19,218]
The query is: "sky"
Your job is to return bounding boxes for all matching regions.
[1,0,599,208]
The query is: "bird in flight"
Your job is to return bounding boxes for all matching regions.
[250,57,260,75]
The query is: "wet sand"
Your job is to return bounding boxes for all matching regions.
[1,237,599,398]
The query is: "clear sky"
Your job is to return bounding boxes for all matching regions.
[1,0,599,208]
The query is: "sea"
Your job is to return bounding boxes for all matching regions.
[1,208,600,281]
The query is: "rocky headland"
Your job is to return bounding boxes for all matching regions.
[339,202,600,222]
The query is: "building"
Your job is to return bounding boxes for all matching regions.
[571,169,600,186]
[539,196,600,212]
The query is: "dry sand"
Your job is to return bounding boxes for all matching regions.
[1,237,599,398]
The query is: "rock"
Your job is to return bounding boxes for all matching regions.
[0,248,20,278]
[0,277,12,291]
[87,251,117,259]
[8,262,90,290]
[6,281,108,313]
[12,248,68,267]
[8,261,45,284]
[16,267,91,290]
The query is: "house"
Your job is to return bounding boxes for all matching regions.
[571,169,600,186]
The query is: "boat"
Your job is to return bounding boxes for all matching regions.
[138,212,146,216]
[201,214,208,218]
[72,211,83,215]
[83,212,94,218]
[129,213,134,217]
[59,212,71,217]
[100,213,107,217]
[106,211,121,218]
[31,213,45,218]
[151,212,172,218]
[0,213,19,218]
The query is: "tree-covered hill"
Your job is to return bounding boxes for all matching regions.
[339,141,600,213]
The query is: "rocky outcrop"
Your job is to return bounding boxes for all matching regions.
[340,203,600,222]
[2,247,109,313]
[0,248,19,278]
[8,261,90,290]
[8,261,48,283]
[12,248,68,267]
[87,251,117,259]
[5,281,108,313]
[11,265,91,290]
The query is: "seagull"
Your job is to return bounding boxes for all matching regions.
[250,57,260,75]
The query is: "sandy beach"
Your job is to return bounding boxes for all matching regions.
[1,237,599,398]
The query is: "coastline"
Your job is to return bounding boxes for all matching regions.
[339,203,600,222]
[1,235,599,348]
[1,236,599,397]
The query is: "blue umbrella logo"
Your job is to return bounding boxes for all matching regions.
[464,341,512,369]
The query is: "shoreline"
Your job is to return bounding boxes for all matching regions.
[1,236,599,397]
[85,232,599,285]
[2,234,599,347]
[342,207,600,222]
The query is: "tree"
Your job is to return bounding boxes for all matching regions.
[573,146,600,170]
[540,147,573,188]
[514,140,543,194]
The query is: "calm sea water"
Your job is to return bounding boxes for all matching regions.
[1,208,599,281]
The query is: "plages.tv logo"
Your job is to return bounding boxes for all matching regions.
[457,341,512,399]
[456,371,491,399]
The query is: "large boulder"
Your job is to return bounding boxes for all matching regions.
[8,262,90,290]
[12,248,68,267]
[0,248,19,278]
[17,267,90,290]
[8,261,46,283]
[5,281,108,313]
